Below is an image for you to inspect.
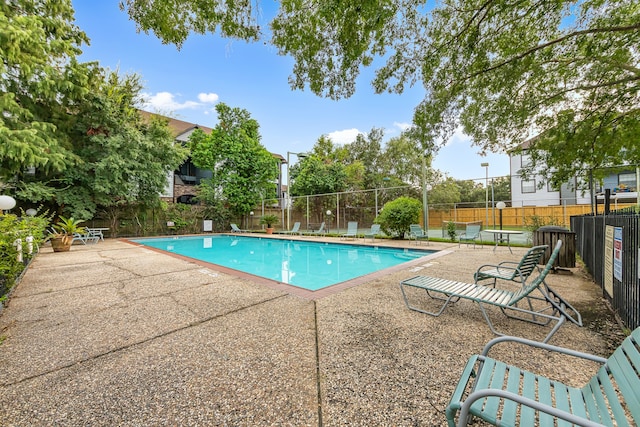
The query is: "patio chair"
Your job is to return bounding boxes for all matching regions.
[446,327,640,427]
[72,231,99,245]
[230,223,245,233]
[459,224,481,248]
[281,221,302,236]
[473,244,548,288]
[341,221,358,240]
[409,224,429,245]
[399,241,582,343]
[86,228,106,241]
[363,224,381,242]
[306,222,326,237]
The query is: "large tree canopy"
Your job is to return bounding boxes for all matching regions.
[189,103,279,217]
[1,0,89,179]
[2,0,187,219]
[121,0,640,187]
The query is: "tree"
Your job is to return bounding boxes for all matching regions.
[428,177,461,211]
[455,180,486,205]
[344,128,384,189]
[289,136,348,221]
[1,0,90,180]
[492,176,511,204]
[14,70,187,220]
[121,0,640,187]
[378,134,425,188]
[3,1,186,221]
[189,103,278,218]
[74,73,186,219]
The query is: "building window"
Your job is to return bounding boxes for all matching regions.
[522,180,536,194]
[547,181,558,192]
[521,152,532,167]
[618,172,636,191]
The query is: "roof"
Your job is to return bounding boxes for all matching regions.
[138,110,285,162]
[138,110,213,137]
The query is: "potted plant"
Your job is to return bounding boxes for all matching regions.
[259,214,279,234]
[49,216,86,252]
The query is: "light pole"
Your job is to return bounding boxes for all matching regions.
[496,201,506,242]
[286,151,308,231]
[422,156,429,236]
[481,162,489,228]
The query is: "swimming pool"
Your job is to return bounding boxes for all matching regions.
[132,235,435,290]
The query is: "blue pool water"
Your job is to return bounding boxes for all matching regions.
[132,235,435,290]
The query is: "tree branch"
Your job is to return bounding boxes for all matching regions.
[462,23,640,82]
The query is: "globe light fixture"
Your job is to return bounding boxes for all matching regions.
[0,195,16,213]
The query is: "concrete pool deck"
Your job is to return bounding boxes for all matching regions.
[0,236,624,426]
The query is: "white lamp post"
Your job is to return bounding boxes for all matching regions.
[326,210,332,233]
[496,201,506,241]
[496,201,506,229]
[0,195,16,214]
[481,163,489,227]
[286,151,308,231]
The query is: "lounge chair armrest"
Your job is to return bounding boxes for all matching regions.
[480,335,608,364]
[455,389,608,427]
[496,261,519,267]
[476,264,519,274]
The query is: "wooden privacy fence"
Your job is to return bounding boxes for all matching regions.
[427,204,637,229]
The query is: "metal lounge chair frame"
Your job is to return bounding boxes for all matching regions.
[230,223,245,233]
[459,224,482,248]
[305,222,326,237]
[473,244,549,288]
[409,224,429,245]
[281,221,302,236]
[446,327,640,427]
[341,221,358,240]
[363,224,381,242]
[399,241,582,343]
[72,231,99,245]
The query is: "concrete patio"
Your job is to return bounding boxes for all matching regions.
[0,236,624,426]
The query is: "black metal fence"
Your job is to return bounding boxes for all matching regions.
[571,210,640,330]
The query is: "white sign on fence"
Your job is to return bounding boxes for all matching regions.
[614,226,623,282]
[604,226,614,297]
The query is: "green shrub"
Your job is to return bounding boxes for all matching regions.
[375,196,422,238]
[0,210,50,299]
[447,220,457,242]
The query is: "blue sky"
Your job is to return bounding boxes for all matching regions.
[71,1,510,182]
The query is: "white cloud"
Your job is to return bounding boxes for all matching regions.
[393,121,412,132]
[198,92,219,103]
[446,127,470,146]
[141,91,201,111]
[327,128,362,145]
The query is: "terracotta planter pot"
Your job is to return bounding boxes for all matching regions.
[266,228,274,234]
[51,236,72,252]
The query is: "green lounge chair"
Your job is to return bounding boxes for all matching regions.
[399,241,582,343]
[305,222,326,237]
[447,327,640,426]
[230,223,246,233]
[459,224,481,248]
[281,221,301,236]
[363,224,381,242]
[341,221,358,240]
[473,244,548,287]
[409,224,429,245]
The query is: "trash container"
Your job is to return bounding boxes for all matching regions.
[533,226,576,268]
